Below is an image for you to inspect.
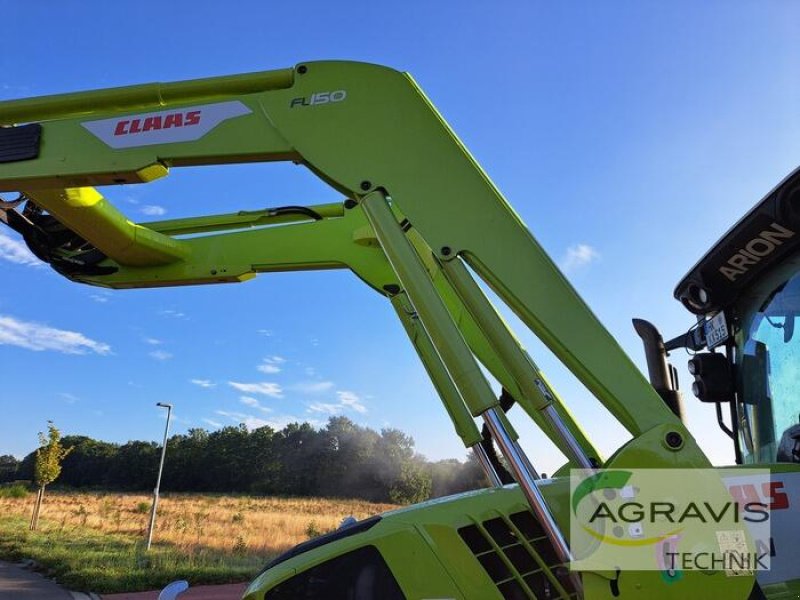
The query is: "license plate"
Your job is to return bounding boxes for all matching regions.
[704,311,729,349]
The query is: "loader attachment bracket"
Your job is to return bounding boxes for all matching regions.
[1,199,116,277]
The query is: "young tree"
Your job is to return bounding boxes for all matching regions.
[30,422,72,530]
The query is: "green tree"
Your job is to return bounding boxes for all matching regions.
[247,425,278,494]
[370,428,432,503]
[274,422,323,495]
[203,425,252,491]
[0,455,19,483]
[59,436,118,487]
[30,422,72,530]
[12,417,465,503]
[389,459,432,504]
[163,428,209,491]
[108,441,159,490]
[317,417,379,499]
[428,453,489,498]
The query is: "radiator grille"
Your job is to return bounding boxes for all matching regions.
[458,510,577,600]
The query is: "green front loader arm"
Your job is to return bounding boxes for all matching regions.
[59,195,600,463]
[0,61,734,599]
[0,60,682,445]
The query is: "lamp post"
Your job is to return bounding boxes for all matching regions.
[146,402,172,551]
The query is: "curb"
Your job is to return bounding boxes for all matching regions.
[70,594,101,600]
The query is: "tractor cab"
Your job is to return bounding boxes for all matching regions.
[639,166,800,465]
[729,261,800,464]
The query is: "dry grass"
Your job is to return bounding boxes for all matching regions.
[0,491,397,592]
[0,491,396,557]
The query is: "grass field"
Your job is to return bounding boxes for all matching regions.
[0,489,397,593]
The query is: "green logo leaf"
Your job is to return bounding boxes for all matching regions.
[571,470,633,515]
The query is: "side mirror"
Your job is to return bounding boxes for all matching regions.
[688,353,733,403]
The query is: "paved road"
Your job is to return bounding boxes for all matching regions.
[0,559,247,600]
[0,560,73,599]
[102,583,247,600]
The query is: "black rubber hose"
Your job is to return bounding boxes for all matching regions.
[268,206,323,221]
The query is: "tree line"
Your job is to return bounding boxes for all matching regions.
[0,416,488,504]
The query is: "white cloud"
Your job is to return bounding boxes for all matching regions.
[214,409,311,431]
[144,337,163,345]
[257,355,285,374]
[257,329,273,337]
[239,396,259,407]
[140,205,167,217]
[190,379,215,388]
[160,411,191,426]
[560,244,600,273]
[158,309,186,319]
[308,390,367,415]
[244,416,272,428]
[59,392,78,404]
[149,350,173,361]
[337,390,367,414]
[1,84,29,93]
[228,381,283,398]
[290,381,334,394]
[0,231,42,267]
[215,409,248,420]
[215,409,272,430]
[0,314,111,355]
[308,402,343,415]
[239,396,273,413]
[89,294,109,303]
[202,418,223,428]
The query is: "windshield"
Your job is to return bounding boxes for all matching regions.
[737,269,800,464]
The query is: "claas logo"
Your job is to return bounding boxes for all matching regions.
[114,111,202,136]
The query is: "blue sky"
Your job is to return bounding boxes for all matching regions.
[1,2,799,474]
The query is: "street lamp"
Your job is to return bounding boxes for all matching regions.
[146,402,172,551]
